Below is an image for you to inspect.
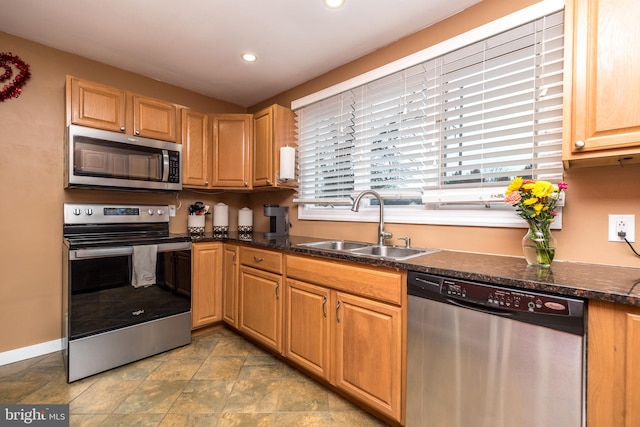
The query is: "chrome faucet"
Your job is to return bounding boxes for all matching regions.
[351,190,392,246]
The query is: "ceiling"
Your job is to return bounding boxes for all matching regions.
[0,0,481,107]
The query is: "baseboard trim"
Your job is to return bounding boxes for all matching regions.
[0,339,64,366]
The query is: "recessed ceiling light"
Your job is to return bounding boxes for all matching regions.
[242,53,257,62]
[324,0,345,9]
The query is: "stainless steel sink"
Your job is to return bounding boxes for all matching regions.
[296,240,437,261]
[297,240,372,251]
[350,245,434,260]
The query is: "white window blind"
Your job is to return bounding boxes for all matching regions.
[295,9,564,208]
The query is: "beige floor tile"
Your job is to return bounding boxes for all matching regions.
[0,327,391,426]
[223,379,279,413]
[217,412,275,427]
[114,380,188,414]
[168,379,234,414]
[159,412,221,426]
[18,379,94,404]
[95,412,165,426]
[0,381,49,402]
[210,338,259,357]
[147,358,202,381]
[69,413,110,426]
[69,379,142,414]
[277,378,330,412]
[97,357,164,381]
[274,411,333,426]
[193,356,244,381]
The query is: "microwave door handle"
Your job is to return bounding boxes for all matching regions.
[162,150,169,182]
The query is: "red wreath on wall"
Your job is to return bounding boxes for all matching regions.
[0,52,31,102]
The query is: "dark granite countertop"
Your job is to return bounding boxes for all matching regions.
[190,231,640,307]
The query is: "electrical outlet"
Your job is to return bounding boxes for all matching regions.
[608,214,636,242]
[169,205,176,217]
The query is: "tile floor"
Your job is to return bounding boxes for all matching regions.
[0,326,388,426]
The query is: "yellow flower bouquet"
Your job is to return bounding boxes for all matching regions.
[505,177,567,266]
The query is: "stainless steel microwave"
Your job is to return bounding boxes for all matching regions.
[65,125,182,191]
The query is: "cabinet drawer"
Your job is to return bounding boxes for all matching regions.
[286,255,403,305]
[240,247,283,274]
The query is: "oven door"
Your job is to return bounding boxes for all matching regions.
[66,242,191,340]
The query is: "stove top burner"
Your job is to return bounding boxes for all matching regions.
[63,203,190,249]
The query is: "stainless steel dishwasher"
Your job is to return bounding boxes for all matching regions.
[407,271,585,427]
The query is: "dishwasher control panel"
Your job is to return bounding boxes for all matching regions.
[442,279,570,315]
[408,271,576,316]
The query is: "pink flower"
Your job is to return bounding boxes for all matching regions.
[558,182,568,190]
[504,191,522,205]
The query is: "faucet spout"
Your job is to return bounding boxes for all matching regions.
[351,190,392,246]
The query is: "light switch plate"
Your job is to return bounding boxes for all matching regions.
[169,205,176,217]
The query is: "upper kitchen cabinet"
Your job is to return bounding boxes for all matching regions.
[181,108,211,187]
[211,114,252,189]
[252,104,297,189]
[563,0,640,167]
[66,75,179,142]
[131,95,178,142]
[182,111,252,189]
[67,76,126,133]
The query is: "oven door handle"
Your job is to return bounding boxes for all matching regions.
[70,242,191,260]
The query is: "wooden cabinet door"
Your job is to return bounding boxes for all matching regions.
[564,0,640,166]
[587,300,640,427]
[212,114,252,188]
[252,107,274,187]
[238,265,282,353]
[132,95,178,142]
[191,242,223,329]
[333,291,403,422]
[222,244,239,327]
[67,76,126,132]
[285,278,331,380]
[252,105,298,188]
[181,108,211,188]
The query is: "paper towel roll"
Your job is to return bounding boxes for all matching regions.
[213,203,229,226]
[238,207,253,227]
[280,146,296,180]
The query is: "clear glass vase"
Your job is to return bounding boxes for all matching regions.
[522,223,556,267]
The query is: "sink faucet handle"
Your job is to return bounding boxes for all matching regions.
[381,230,393,242]
[397,237,411,248]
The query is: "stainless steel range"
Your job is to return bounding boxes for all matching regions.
[62,203,192,382]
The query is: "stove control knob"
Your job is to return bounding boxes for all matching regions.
[157,209,165,216]
[148,209,155,216]
[85,208,93,216]
[72,208,82,216]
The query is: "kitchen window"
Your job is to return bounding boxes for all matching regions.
[293,1,565,228]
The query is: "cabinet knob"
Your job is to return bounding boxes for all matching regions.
[120,126,126,132]
[204,181,209,186]
[266,180,271,185]
[244,182,248,187]
[574,140,585,149]
[134,130,140,135]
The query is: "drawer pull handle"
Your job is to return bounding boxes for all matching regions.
[254,256,264,262]
[336,300,342,323]
[275,281,280,299]
[322,296,327,318]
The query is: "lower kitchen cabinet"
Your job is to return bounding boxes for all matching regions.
[238,247,284,353]
[285,254,405,424]
[285,278,331,380]
[191,242,223,329]
[222,243,239,327]
[588,299,640,426]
